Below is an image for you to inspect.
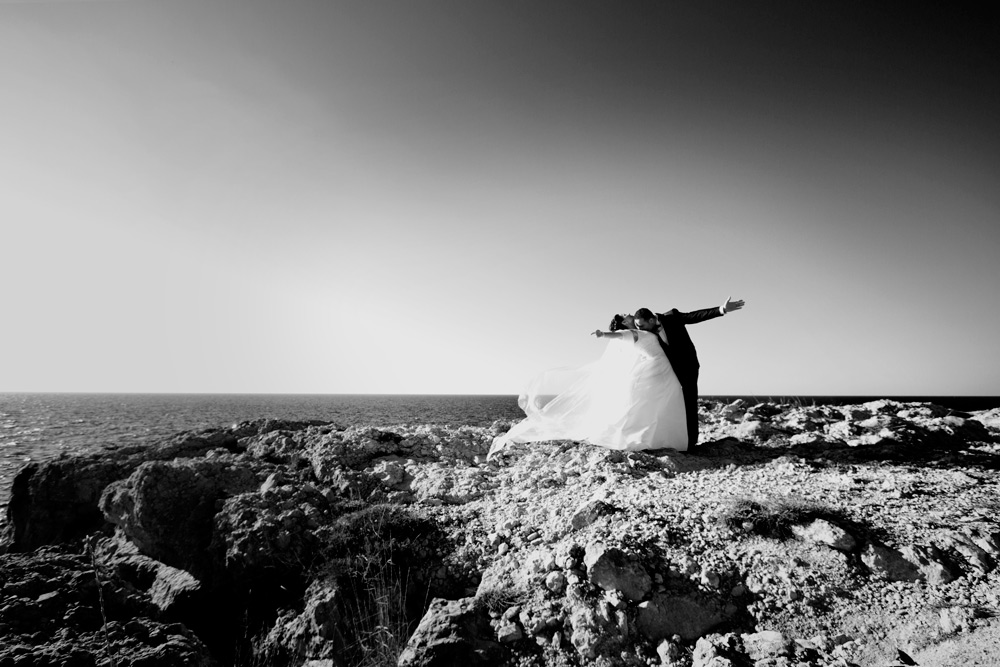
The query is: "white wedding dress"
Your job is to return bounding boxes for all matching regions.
[489,329,688,458]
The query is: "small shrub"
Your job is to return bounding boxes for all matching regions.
[474,587,525,617]
[319,503,431,561]
[718,497,844,540]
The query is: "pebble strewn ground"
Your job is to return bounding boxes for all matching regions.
[393,399,1000,666]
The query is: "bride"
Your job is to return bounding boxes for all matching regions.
[488,313,688,459]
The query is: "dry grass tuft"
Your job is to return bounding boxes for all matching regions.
[339,506,426,667]
[474,587,525,617]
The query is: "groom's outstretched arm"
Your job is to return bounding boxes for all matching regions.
[661,307,725,325]
[662,296,745,325]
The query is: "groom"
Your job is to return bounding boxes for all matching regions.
[632,296,745,447]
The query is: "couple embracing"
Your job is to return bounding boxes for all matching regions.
[489,297,745,459]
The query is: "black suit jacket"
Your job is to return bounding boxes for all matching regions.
[654,307,724,389]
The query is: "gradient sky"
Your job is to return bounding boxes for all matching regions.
[2,1,998,395]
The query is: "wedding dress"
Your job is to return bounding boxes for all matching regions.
[489,329,688,457]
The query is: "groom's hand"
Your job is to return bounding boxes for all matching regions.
[722,296,745,313]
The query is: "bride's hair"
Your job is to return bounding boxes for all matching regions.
[608,314,626,331]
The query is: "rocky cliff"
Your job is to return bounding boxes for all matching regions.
[1,400,999,667]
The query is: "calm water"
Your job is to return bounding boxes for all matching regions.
[2,392,997,508]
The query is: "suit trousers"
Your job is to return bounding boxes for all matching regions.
[681,376,700,447]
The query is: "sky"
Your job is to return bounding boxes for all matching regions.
[1,1,998,396]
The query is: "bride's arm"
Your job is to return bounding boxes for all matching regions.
[592,330,639,341]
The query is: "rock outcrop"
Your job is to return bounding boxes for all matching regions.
[0,400,998,666]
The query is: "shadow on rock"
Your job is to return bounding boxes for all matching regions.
[0,542,214,666]
[251,503,457,667]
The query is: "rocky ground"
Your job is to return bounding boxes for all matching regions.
[1,399,999,667]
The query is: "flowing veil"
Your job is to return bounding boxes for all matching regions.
[489,337,646,457]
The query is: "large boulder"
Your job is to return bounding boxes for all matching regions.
[861,541,959,584]
[1,421,315,553]
[791,518,858,552]
[897,544,960,585]
[933,522,1000,575]
[96,537,204,621]
[397,597,503,667]
[256,578,350,666]
[861,543,922,582]
[4,457,131,551]
[583,543,651,602]
[570,500,618,530]
[100,456,263,578]
[209,476,336,583]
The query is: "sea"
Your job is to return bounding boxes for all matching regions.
[2,392,998,509]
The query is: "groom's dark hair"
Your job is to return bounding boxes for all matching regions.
[635,308,655,320]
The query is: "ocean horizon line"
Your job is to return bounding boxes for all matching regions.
[3,391,999,410]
